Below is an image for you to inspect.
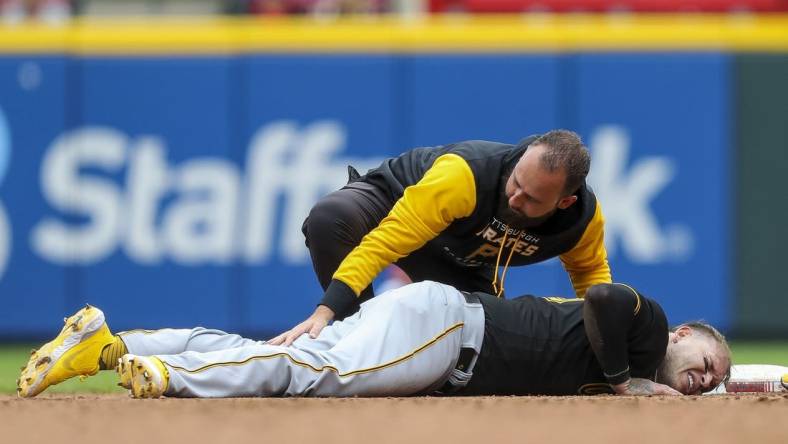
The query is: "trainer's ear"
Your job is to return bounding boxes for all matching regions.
[557,195,578,209]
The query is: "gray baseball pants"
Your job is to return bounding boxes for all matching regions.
[119,281,485,398]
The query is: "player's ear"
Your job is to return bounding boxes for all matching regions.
[557,195,578,209]
[674,325,693,340]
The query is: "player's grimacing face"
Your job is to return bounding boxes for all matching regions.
[657,327,731,395]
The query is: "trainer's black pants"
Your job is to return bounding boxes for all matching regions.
[302,180,495,319]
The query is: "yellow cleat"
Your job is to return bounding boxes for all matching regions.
[782,374,787,390]
[17,304,115,398]
[116,357,133,390]
[117,354,169,399]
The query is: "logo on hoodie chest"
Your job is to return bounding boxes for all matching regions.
[448,217,542,263]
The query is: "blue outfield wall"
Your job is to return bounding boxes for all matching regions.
[0,53,731,338]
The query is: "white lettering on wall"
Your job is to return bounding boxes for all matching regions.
[31,128,126,264]
[588,126,694,263]
[31,121,383,266]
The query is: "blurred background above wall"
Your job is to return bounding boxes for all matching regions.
[2,0,788,21]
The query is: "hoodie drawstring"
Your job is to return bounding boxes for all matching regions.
[491,231,519,297]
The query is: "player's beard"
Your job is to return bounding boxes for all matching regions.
[494,169,556,230]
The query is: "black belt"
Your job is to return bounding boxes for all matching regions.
[437,291,480,394]
[461,291,480,304]
[437,347,476,394]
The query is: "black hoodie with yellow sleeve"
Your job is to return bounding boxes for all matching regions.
[320,137,611,318]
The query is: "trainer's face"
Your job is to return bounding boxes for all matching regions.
[499,144,577,229]
[657,326,731,395]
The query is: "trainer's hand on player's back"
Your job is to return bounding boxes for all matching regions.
[268,305,335,346]
[613,378,682,396]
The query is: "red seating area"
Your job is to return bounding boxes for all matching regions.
[430,0,788,13]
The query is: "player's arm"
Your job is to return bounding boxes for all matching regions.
[559,202,612,298]
[321,153,477,318]
[583,283,680,396]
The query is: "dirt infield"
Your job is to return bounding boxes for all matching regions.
[2,394,786,444]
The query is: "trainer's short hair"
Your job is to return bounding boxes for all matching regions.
[671,321,732,384]
[531,129,590,196]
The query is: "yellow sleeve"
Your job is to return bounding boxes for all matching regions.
[559,200,612,298]
[333,153,477,296]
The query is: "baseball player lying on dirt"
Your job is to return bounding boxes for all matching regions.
[18,281,731,399]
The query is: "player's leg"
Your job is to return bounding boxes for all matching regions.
[116,321,361,394]
[119,327,263,357]
[119,307,368,398]
[116,323,360,395]
[120,316,352,358]
[16,305,293,397]
[302,181,394,317]
[121,282,485,398]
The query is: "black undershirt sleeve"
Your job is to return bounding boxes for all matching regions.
[583,283,644,386]
[321,279,357,318]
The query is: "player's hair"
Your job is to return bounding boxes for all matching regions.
[531,129,590,196]
[671,321,732,384]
